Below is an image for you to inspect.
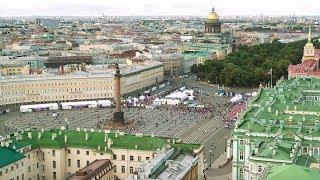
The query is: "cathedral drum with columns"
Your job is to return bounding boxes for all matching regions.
[205,6,222,34]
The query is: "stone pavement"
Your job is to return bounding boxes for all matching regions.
[206,152,232,180]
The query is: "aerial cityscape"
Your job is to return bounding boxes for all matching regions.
[1,0,320,180]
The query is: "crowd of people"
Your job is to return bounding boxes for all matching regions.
[225,103,247,122]
[0,75,251,146]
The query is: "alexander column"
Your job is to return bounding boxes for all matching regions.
[113,64,124,123]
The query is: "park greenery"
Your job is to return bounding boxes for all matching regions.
[191,38,320,87]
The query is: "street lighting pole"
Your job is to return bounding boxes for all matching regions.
[224,136,227,152]
[270,68,273,89]
[209,149,212,167]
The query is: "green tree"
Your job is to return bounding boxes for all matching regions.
[196,37,318,87]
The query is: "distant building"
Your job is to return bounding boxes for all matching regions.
[288,26,320,78]
[179,43,232,73]
[127,148,201,180]
[205,6,222,34]
[154,54,183,77]
[37,18,59,29]
[0,129,203,180]
[45,56,93,68]
[0,62,164,106]
[0,64,29,76]
[68,159,114,180]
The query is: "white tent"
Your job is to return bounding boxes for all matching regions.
[166,91,188,100]
[145,105,155,109]
[133,97,139,103]
[183,90,194,96]
[61,101,97,110]
[166,99,180,105]
[179,86,186,91]
[188,96,194,101]
[153,98,167,105]
[20,103,59,112]
[159,83,166,88]
[139,95,146,100]
[230,94,243,103]
[97,100,112,107]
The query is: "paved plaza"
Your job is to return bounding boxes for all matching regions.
[0,106,209,138]
[0,76,234,143]
[0,75,253,180]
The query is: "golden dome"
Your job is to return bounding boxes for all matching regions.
[207,12,219,20]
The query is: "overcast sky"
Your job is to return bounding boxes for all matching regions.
[0,0,319,17]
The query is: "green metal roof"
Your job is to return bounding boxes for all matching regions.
[266,164,320,180]
[255,142,292,161]
[181,51,210,60]
[0,147,25,168]
[10,129,201,153]
[238,78,320,138]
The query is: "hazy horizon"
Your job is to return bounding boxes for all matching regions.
[0,0,319,17]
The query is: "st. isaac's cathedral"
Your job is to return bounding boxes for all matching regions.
[205,6,222,34]
[179,4,235,61]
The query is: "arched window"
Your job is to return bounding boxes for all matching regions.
[240,150,244,160]
[258,165,262,172]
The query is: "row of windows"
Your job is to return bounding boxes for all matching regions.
[113,154,149,162]
[0,161,24,176]
[65,149,150,162]
[303,147,320,154]
[24,87,112,94]
[306,96,320,101]
[7,173,24,180]
[0,69,162,91]
[117,166,135,174]
[0,88,112,95]
[26,81,111,88]
[0,93,113,104]
[66,159,90,168]
[6,68,22,72]
[66,149,91,155]
[1,81,113,90]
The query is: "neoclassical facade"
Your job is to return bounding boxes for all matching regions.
[0,128,203,180]
[231,78,320,180]
[0,64,163,106]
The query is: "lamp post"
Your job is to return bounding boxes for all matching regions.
[270,68,273,89]
[224,136,227,152]
[209,149,213,167]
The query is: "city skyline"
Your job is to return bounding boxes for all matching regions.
[0,0,319,17]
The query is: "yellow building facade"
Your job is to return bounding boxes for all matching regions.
[0,65,164,106]
[0,128,203,180]
[0,65,30,76]
[0,146,154,180]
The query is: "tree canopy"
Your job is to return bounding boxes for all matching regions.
[191,38,320,87]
